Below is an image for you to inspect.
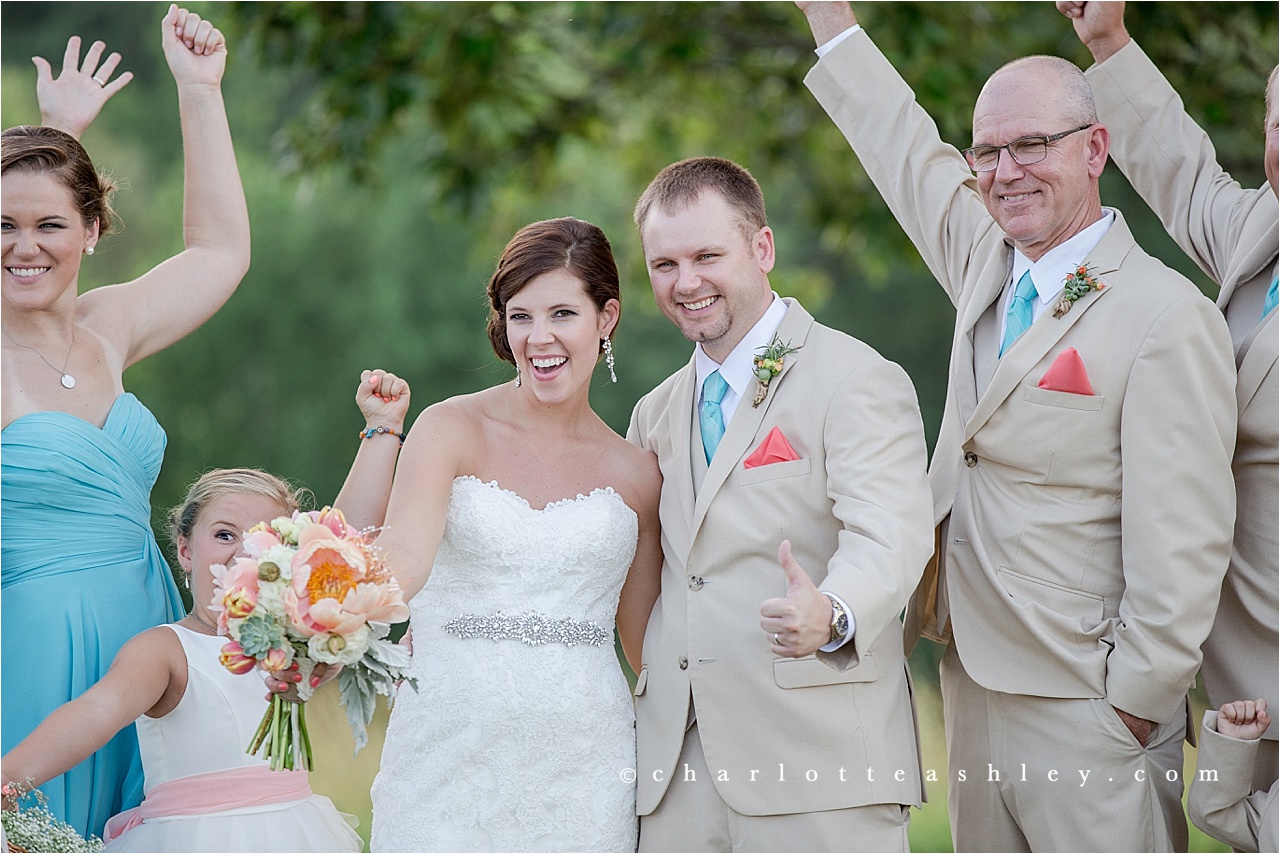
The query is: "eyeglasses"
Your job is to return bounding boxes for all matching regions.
[962,125,1094,173]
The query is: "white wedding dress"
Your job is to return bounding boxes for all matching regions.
[370,476,639,853]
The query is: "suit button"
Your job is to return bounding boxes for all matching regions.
[678,656,689,670]
[964,452,978,468]
[689,576,704,591]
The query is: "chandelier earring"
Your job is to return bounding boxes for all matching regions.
[515,364,522,388]
[602,337,617,383]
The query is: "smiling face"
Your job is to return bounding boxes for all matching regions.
[505,269,619,404]
[972,62,1107,261]
[1,170,97,312]
[178,491,290,619]
[640,190,775,363]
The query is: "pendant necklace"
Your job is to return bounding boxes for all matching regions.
[2,326,77,389]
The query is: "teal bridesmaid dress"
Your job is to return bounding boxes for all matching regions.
[2,393,185,839]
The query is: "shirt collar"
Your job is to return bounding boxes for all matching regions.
[694,295,787,399]
[1011,210,1115,303]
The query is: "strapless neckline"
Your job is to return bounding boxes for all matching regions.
[2,392,136,435]
[453,474,634,517]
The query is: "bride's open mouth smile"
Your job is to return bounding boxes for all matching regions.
[529,355,568,380]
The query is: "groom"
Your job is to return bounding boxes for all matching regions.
[626,156,935,851]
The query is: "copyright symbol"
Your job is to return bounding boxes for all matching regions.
[620,768,637,784]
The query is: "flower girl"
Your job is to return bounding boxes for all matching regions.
[2,371,409,852]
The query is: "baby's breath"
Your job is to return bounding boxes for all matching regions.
[1,784,104,853]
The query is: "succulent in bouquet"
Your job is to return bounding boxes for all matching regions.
[211,507,416,770]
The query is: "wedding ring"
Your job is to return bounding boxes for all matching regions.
[773,633,781,646]
[92,76,107,87]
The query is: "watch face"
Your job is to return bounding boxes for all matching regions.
[833,612,849,638]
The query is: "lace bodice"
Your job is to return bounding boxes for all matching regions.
[410,475,637,631]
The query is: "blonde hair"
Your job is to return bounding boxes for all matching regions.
[168,468,309,551]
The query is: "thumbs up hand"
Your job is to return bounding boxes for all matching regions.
[760,540,833,658]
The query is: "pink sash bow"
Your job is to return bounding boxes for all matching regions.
[103,766,311,841]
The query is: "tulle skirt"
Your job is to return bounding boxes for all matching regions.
[102,795,362,853]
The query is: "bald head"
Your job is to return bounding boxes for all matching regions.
[977,56,1098,134]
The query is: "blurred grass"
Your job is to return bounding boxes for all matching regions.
[304,651,1230,853]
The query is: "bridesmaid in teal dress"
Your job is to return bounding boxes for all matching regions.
[1,7,249,839]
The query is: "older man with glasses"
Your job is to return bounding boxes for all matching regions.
[795,2,1239,851]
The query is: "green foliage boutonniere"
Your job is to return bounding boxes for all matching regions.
[1052,264,1105,318]
[752,337,801,407]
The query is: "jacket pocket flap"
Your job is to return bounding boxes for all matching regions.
[773,654,879,689]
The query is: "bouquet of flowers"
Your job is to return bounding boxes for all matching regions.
[1,781,103,853]
[211,507,415,771]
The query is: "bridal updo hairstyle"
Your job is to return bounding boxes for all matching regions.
[2,125,119,236]
[486,217,621,366]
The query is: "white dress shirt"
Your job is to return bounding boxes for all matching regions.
[693,295,855,650]
[998,211,1115,353]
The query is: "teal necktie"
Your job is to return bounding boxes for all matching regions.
[700,371,729,464]
[1263,273,1278,320]
[999,270,1037,357]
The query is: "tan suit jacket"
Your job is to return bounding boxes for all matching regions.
[627,298,934,817]
[1087,40,1279,740]
[1189,711,1280,852]
[805,30,1237,726]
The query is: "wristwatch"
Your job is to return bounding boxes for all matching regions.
[822,592,850,644]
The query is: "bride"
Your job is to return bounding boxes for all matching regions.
[369,217,662,852]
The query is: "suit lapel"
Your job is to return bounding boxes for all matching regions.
[963,212,1131,443]
[1217,198,1279,309]
[667,357,699,553]
[1236,310,1278,415]
[690,299,815,539]
[956,256,1011,424]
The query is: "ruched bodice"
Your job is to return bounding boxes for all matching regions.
[2,394,184,838]
[371,475,640,852]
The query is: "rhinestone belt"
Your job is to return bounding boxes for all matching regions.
[442,612,610,647]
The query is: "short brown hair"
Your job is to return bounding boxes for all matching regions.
[168,468,308,551]
[2,125,119,235]
[486,217,621,365]
[633,156,767,243]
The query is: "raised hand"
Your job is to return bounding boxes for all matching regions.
[357,369,411,433]
[760,539,832,658]
[161,5,228,88]
[1057,1,1130,63]
[33,36,133,139]
[1217,699,1271,741]
[794,1,859,50]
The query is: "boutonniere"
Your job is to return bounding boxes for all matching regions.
[751,337,801,407]
[1052,264,1105,318]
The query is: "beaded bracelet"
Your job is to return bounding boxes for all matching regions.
[358,425,407,446]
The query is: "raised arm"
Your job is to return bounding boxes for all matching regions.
[1063,0,1272,285]
[374,402,470,601]
[82,5,250,368]
[1056,1,1130,64]
[34,36,133,139]
[795,1,859,51]
[332,369,412,531]
[1,629,182,795]
[798,1,994,307]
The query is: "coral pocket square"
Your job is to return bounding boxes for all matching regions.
[744,427,801,469]
[1038,347,1094,395]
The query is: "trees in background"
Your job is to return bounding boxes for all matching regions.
[2,0,1274,584]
